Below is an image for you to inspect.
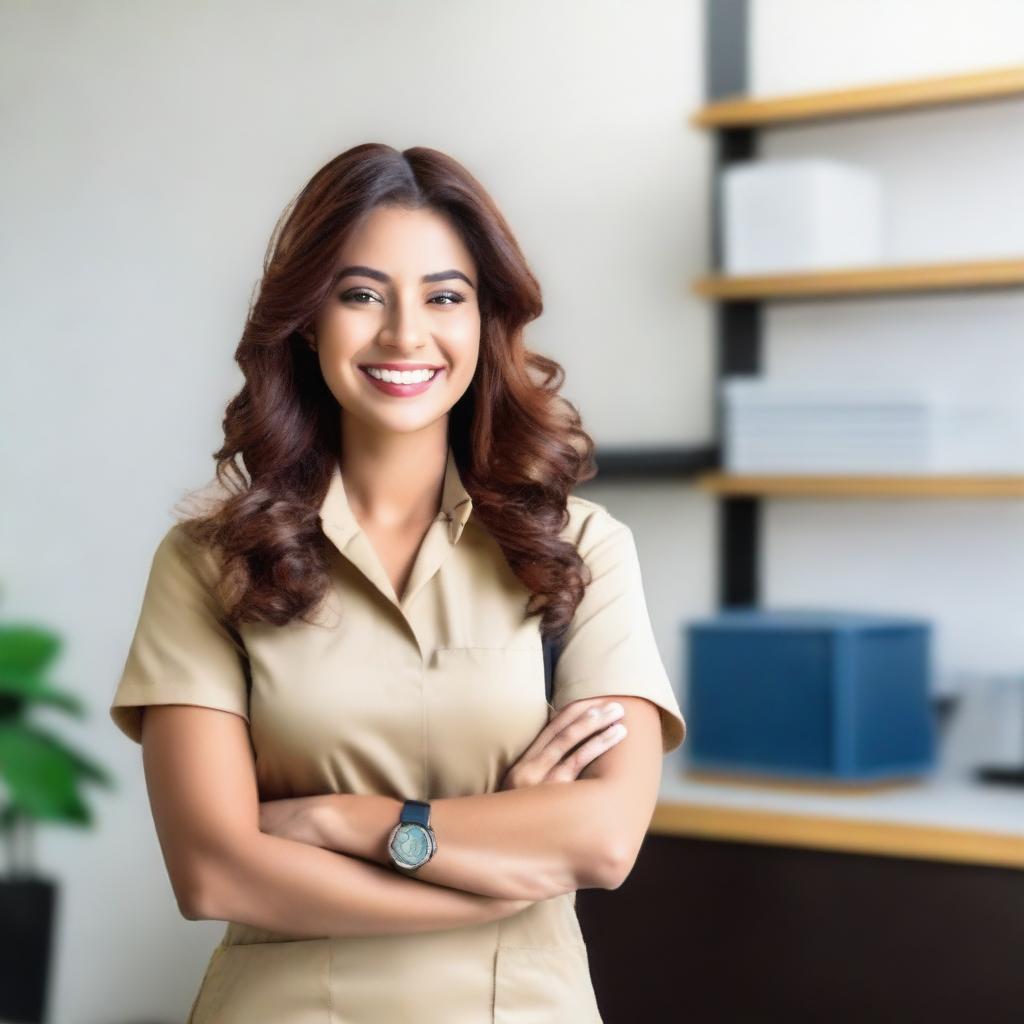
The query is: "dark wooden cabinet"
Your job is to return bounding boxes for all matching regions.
[577,832,1024,1024]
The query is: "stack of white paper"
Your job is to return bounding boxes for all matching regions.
[722,380,1024,473]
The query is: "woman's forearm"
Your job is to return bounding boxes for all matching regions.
[308,782,621,902]
[195,828,532,938]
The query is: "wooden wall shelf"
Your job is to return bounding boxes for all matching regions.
[693,257,1024,301]
[691,63,1024,129]
[695,472,1024,499]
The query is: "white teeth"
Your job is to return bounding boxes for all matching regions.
[365,367,437,384]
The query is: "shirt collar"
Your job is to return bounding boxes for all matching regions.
[318,444,474,548]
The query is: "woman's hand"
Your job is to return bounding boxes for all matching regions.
[258,795,330,847]
[498,698,626,791]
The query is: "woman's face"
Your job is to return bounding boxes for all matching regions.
[305,204,481,436]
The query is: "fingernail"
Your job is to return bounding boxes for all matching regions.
[603,702,623,715]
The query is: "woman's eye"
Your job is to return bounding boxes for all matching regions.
[431,290,466,306]
[339,288,465,306]
[342,288,380,304]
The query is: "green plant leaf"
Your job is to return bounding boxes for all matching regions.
[0,664,85,715]
[0,625,62,673]
[16,719,114,787]
[0,723,101,825]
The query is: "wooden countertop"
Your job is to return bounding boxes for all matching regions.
[652,763,1024,870]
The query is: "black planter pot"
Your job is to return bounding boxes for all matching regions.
[0,877,57,1024]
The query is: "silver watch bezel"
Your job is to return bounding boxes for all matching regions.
[387,819,437,871]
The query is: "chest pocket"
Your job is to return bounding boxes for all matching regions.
[425,646,551,798]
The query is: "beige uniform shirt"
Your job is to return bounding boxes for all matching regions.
[110,444,687,1024]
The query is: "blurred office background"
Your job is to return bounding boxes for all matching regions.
[2,1,1024,1021]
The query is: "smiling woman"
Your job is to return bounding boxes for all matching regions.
[300,204,484,446]
[110,143,686,1024]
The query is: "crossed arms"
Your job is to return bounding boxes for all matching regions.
[140,694,664,939]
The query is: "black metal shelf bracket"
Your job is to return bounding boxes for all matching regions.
[707,0,761,609]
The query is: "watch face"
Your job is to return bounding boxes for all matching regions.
[388,821,435,869]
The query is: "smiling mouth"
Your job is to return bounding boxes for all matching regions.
[358,364,445,396]
[360,365,442,381]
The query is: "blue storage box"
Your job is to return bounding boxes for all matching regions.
[684,609,937,782]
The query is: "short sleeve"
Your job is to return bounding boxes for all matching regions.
[552,514,686,755]
[110,523,250,745]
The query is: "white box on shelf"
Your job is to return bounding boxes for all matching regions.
[722,158,884,274]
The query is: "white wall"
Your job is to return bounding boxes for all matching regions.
[0,2,708,1021]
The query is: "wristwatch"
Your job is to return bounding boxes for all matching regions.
[387,799,437,872]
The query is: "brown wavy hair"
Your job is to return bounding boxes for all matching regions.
[179,143,598,640]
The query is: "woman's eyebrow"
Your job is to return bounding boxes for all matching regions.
[333,265,476,289]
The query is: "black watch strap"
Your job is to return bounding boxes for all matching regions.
[402,798,431,827]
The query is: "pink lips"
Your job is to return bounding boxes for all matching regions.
[359,365,444,397]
